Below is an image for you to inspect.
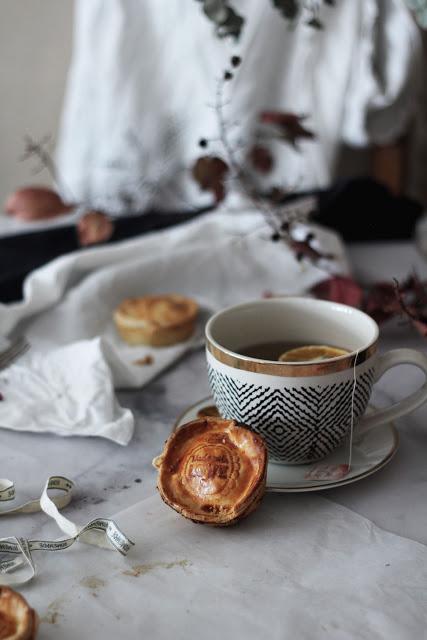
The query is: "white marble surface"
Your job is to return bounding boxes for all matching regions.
[1,240,427,637]
[2,241,427,543]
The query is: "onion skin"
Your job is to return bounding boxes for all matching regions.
[4,186,73,221]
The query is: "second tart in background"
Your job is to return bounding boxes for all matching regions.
[113,294,198,347]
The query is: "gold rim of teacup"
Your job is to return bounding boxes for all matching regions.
[205,298,379,377]
[206,340,377,376]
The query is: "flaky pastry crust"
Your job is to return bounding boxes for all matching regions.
[113,294,198,346]
[156,417,268,526]
[0,588,38,640]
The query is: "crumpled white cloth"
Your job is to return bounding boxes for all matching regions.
[0,209,349,443]
[57,0,421,213]
[0,338,134,445]
[27,491,427,640]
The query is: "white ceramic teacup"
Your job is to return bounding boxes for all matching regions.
[205,297,427,464]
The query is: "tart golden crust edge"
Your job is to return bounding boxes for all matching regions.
[157,417,268,526]
[113,294,198,346]
[0,587,38,640]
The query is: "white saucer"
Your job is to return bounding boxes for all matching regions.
[174,397,399,493]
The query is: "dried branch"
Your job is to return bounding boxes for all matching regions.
[21,135,75,203]
[310,273,427,340]
[191,57,334,270]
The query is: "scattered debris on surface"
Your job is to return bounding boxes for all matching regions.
[122,560,190,578]
[42,598,65,625]
[133,355,154,366]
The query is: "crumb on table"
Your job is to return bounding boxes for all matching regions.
[133,355,154,366]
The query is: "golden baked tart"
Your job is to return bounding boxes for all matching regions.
[0,588,38,639]
[113,294,198,346]
[155,417,268,526]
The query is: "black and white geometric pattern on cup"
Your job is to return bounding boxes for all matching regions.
[208,365,375,463]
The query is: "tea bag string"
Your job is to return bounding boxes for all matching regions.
[347,348,360,470]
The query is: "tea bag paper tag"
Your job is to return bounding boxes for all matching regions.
[0,476,134,586]
[304,349,360,481]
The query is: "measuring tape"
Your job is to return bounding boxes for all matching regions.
[0,476,134,585]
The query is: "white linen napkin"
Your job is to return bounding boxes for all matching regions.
[26,491,427,640]
[0,338,134,445]
[0,209,349,442]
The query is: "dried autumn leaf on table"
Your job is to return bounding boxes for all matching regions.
[311,276,364,308]
[77,211,114,247]
[312,274,427,337]
[364,283,400,323]
[4,186,73,221]
[394,277,427,337]
[191,156,229,203]
[248,145,274,174]
[402,273,427,306]
[409,317,427,337]
[260,112,315,148]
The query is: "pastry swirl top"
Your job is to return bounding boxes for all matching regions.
[114,294,198,330]
[156,417,267,525]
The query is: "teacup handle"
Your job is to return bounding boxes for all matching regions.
[357,349,427,435]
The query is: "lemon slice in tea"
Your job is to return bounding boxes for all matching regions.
[278,345,349,363]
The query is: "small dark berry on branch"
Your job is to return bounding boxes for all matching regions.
[224,71,233,81]
[271,232,281,242]
[281,221,290,232]
[199,138,208,148]
[296,252,304,262]
[231,55,241,67]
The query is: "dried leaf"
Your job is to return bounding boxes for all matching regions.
[4,187,73,221]
[313,272,427,339]
[290,239,334,264]
[306,17,323,29]
[267,186,288,203]
[191,156,229,203]
[402,273,427,306]
[272,0,300,20]
[77,211,114,247]
[197,0,244,39]
[411,317,427,337]
[311,276,364,308]
[394,278,427,336]
[248,145,274,174]
[364,283,400,323]
[259,111,315,147]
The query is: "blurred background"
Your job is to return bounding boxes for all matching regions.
[0,0,73,210]
[0,0,426,242]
